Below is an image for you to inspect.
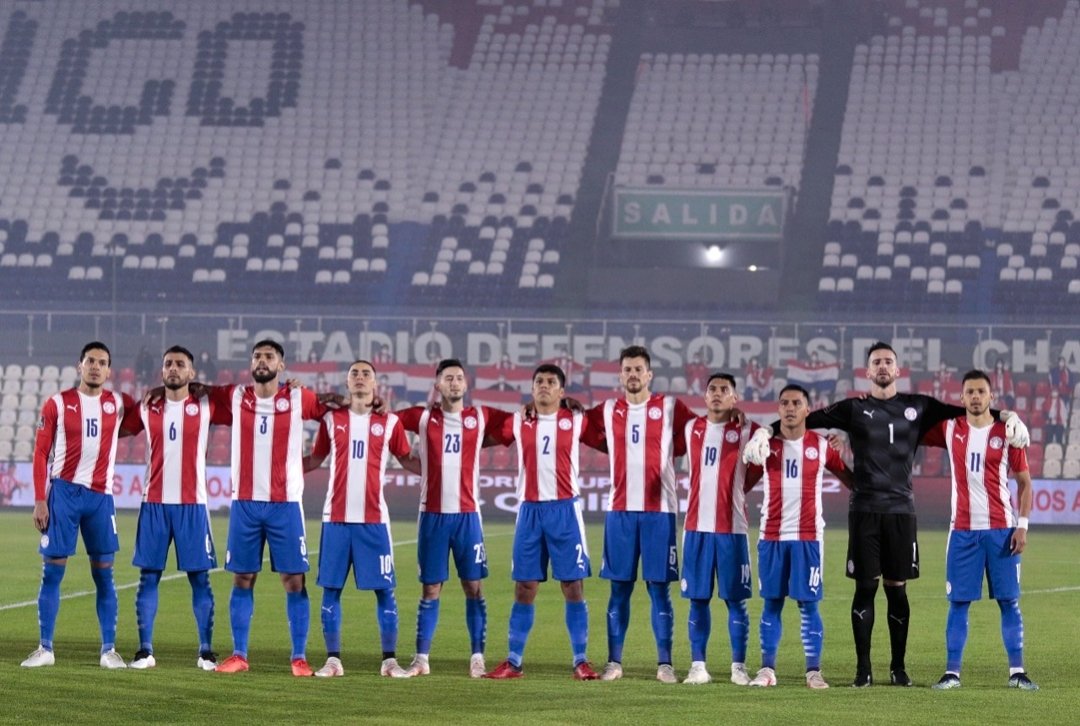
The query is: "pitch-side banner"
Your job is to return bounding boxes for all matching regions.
[7,464,1067,527]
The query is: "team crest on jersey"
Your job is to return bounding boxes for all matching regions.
[806,447,819,460]
[102,401,116,415]
[463,416,478,429]
[185,403,199,416]
[648,407,662,420]
[725,430,740,443]
[989,436,1004,450]
[558,418,573,431]
[904,407,917,421]
[275,398,290,412]
[371,423,385,437]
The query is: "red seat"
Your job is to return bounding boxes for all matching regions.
[1035,381,1051,397]
[1015,381,1032,398]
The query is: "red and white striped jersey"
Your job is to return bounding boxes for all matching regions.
[586,394,694,513]
[925,418,1027,531]
[758,432,846,541]
[132,394,230,504]
[215,385,324,503]
[33,389,138,499]
[683,418,762,534]
[497,409,585,502]
[311,409,411,523]
[398,405,510,514]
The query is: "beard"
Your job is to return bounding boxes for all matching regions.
[252,368,276,384]
[164,380,185,391]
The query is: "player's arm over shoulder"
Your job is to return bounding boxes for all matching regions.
[805,397,854,432]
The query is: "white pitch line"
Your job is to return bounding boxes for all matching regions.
[0,531,513,612]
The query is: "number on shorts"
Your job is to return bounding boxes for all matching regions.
[740,563,751,584]
[473,542,487,564]
[379,554,394,575]
[668,545,677,567]
[111,514,117,534]
[205,534,213,554]
[444,433,461,454]
[1016,563,1021,583]
[351,439,366,459]
[298,535,307,556]
[575,544,585,568]
[704,446,717,467]
[86,417,99,437]
[168,422,177,441]
[808,566,822,588]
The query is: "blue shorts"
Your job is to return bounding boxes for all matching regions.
[40,478,119,559]
[417,512,487,584]
[512,498,590,583]
[133,503,216,572]
[946,528,1021,602]
[680,531,752,601]
[318,522,396,590]
[600,511,678,583]
[225,500,309,574]
[757,539,824,602]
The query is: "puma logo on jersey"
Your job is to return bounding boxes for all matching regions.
[66,404,79,412]
[335,424,347,432]
[862,410,874,419]
[954,434,966,442]
[614,409,625,417]
[693,430,703,437]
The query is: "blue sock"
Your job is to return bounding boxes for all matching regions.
[688,599,712,662]
[229,586,254,658]
[565,600,589,666]
[647,582,673,665]
[507,602,534,668]
[135,569,162,652]
[375,589,398,655]
[998,598,1025,670]
[37,561,66,651]
[187,570,214,653]
[415,598,440,655]
[726,599,749,663]
[90,559,118,654]
[945,601,970,674]
[798,600,823,671]
[286,588,310,660]
[321,587,343,656]
[465,597,487,654]
[606,580,634,663]
[760,598,785,669]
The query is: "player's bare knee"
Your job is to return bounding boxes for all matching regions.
[281,572,305,592]
[515,581,540,604]
[461,579,482,599]
[560,579,584,602]
[883,579,906,587]
[234,572,256,589]
[422,582,443,600]
[44,557,67,566]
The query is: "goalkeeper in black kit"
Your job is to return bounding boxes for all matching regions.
[742,342,1030,688]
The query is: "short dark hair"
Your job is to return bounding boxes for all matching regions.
[163,345,194,364]
[619,345,651,368]
[349,359,376,375]
[252,339,285,358]
[866,341,896,361]
[961,369,992,386]
[436,358,465,377]
[80,341,111,365]
[779,384,810,404]
[533,363,566,387]
[706,372,736,389]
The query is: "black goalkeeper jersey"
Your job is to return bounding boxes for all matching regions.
[802,394,969,514]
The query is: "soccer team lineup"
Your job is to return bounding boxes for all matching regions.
[21,337,1041,692]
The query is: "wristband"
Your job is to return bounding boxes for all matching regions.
[1016,516,1029,530]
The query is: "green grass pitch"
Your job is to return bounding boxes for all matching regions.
[1,511,1077,724]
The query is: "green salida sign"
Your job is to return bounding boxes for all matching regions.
[613,188,787,241]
